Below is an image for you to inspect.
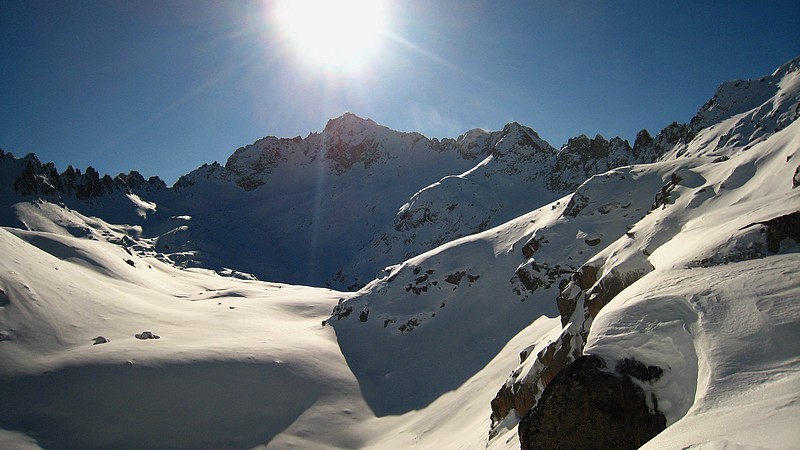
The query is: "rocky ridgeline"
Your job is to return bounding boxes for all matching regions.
[0,113,717,293]
[331,121,689,290]
[689,57,800,136]
[155,112,701,290]
[0,108,698,291]
[219,112,496,192]
[2,150,166,200]
[3,58,798,292]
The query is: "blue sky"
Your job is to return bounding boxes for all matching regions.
[1,0,798,184]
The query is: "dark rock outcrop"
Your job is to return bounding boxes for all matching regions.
[134,331,160,340]
[631,129,654,160]
[762,211,800,253]
[490,382,538,429]
[616,358,664,383]
[518,355,666,450]
[547,134,634,193]
[331,300,354,320]
[585,267,650,319]
[652,172,683,210]
[489,331,582,429]
[13,154,60,197]
[92,336,110,345]
[511,260,573,300]
[632,122,694,162]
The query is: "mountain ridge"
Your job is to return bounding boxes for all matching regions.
[1,101,710,291]
[1,111,666,289]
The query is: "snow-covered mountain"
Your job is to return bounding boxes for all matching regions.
[0,111,683,291]
[2,113,493,284]
[0,57,798,449]
[1,113,540,288]
[328,56,800,448]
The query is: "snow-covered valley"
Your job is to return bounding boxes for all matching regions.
[1,57,799,449]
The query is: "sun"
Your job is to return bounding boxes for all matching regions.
[273,0,389,71]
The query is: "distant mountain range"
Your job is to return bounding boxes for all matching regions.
[0,85,704,291]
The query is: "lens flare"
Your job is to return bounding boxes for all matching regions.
[273,0,388,71]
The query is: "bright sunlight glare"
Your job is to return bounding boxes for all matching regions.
[273,0,389,71]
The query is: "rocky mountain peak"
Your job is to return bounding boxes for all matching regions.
[456,127,490,142]
[1,150,166,201]
[689,57,800,134]
[772,54,800,78]
[323,112,380,135]
[317,114,395,174]
[500,121,527,135]
[496,122,553,153]
[173,161,227,190]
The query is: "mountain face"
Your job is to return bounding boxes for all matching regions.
[1,112,498,286]
[0,57,799,449]
[0,112,669,290]
[332,126,670,290]
[326,57,800,446]
[0,115,688,292]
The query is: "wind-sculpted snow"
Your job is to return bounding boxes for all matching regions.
[500,88,800,446]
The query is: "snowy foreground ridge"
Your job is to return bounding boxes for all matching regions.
[1,57,799,449]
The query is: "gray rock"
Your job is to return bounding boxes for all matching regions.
[92,336,110,345]
[134,331,160,340]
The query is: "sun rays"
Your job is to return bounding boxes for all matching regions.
[272,0,389,72]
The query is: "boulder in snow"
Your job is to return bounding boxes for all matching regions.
[92,336,110,345]
[134,331,160,340]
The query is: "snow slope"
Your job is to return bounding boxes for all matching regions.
[334,126,656,291]
[0,220,563,449]
[1,57,799,449]
[329,57,800,447]
[0,225,354,448]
